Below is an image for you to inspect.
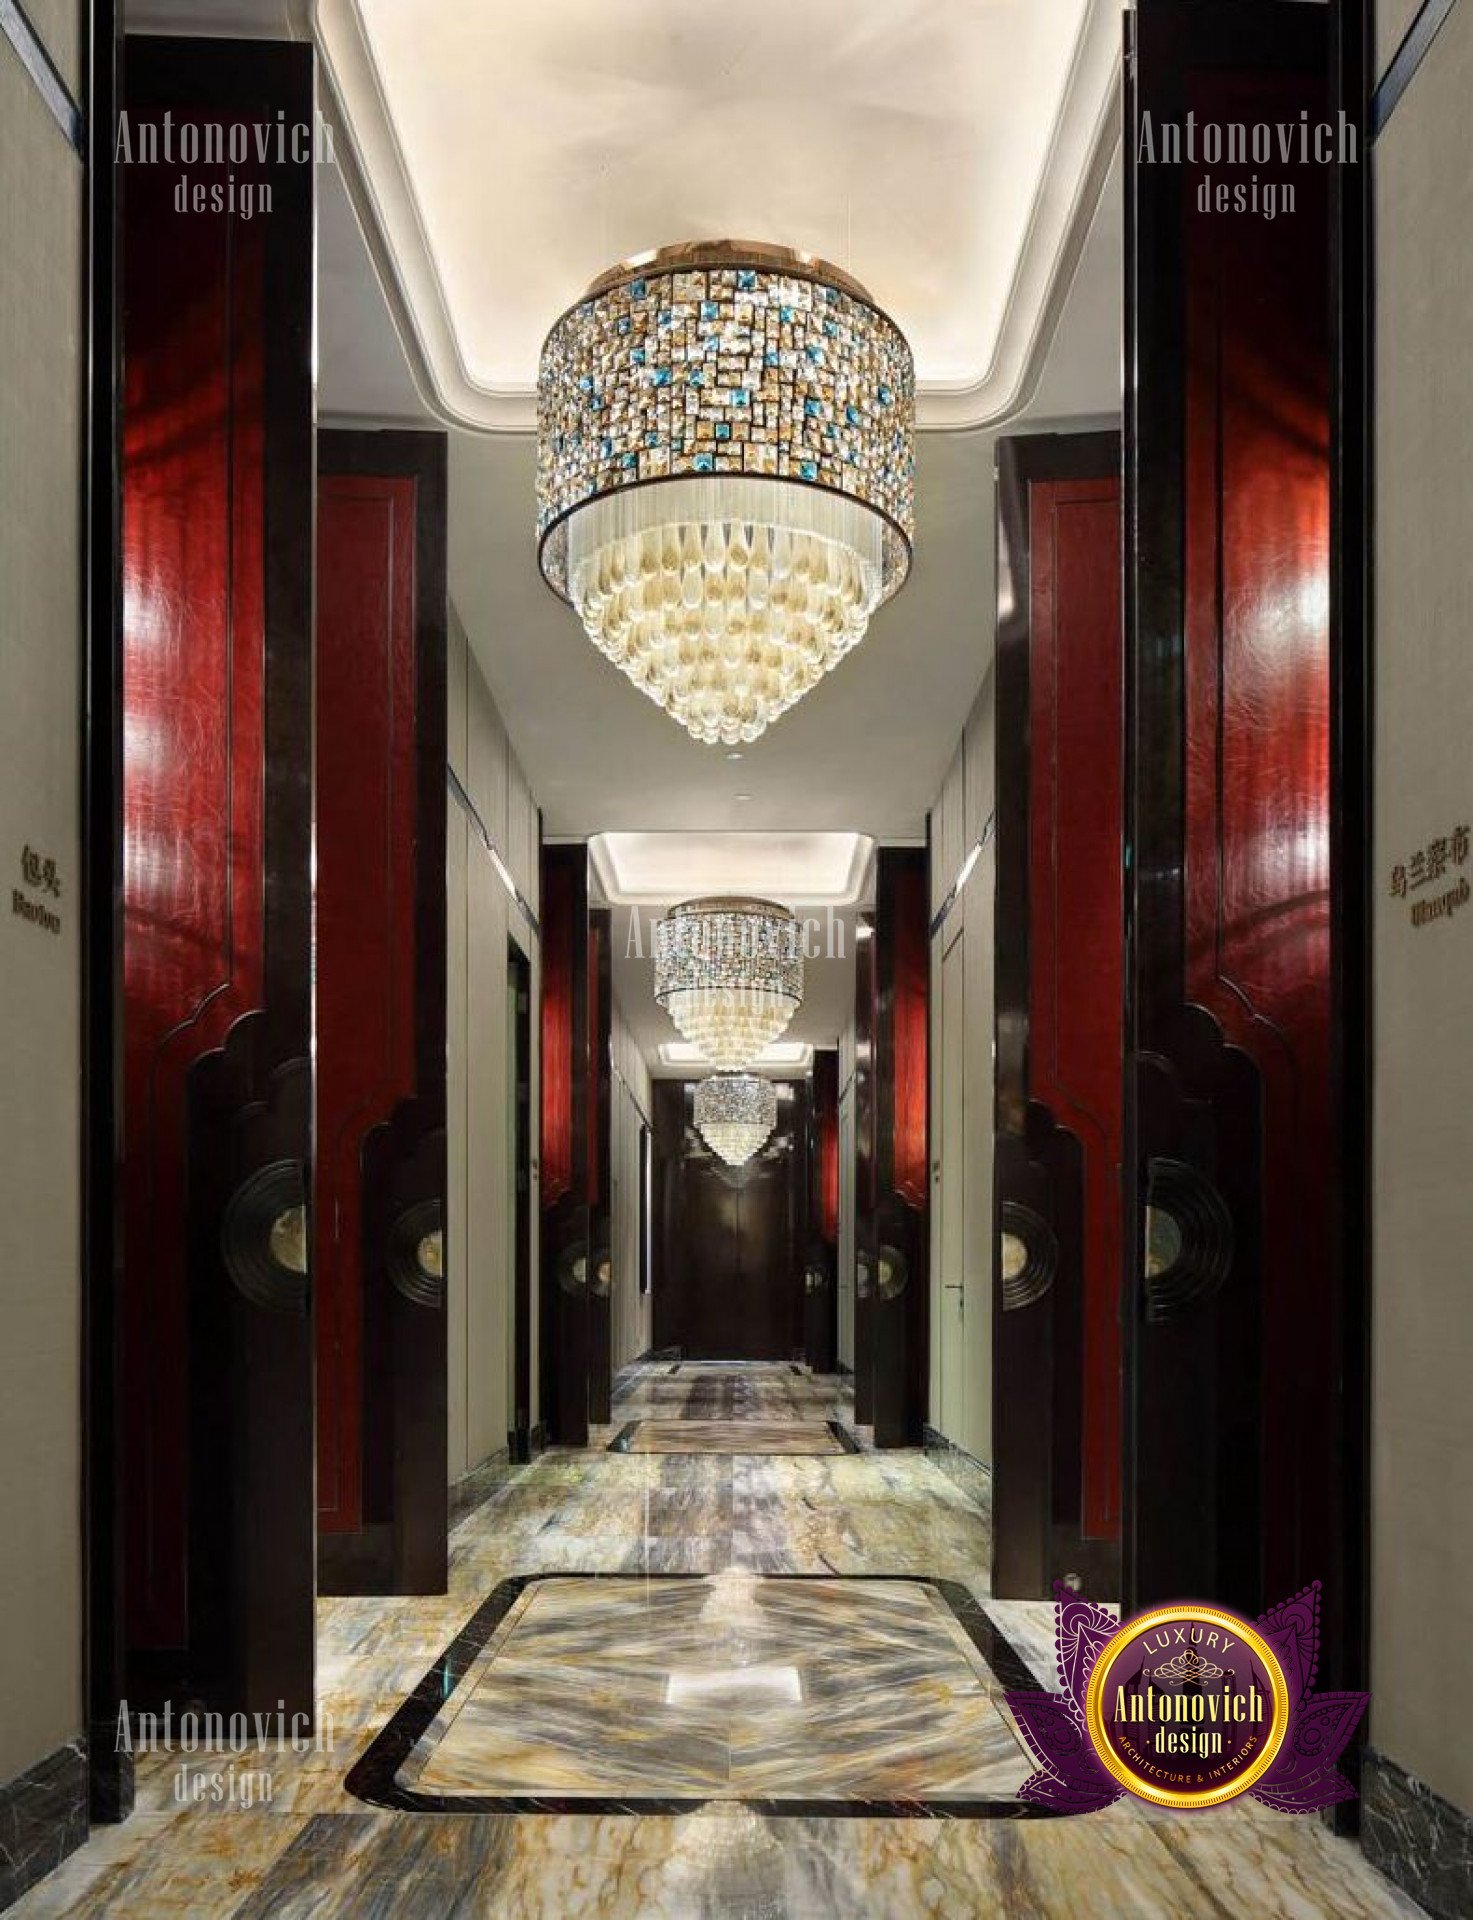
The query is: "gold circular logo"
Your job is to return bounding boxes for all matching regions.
[1084,1604,1291,1809]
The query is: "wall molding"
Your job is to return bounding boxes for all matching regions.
[0,0,82,152]
[446,764,539,939]
[1373,0,1463,136]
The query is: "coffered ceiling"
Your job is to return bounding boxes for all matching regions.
[314,0,1120,429]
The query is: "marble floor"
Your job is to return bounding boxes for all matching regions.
[12,1362,1427,1919]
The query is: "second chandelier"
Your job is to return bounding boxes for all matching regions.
[654,895,803,1070]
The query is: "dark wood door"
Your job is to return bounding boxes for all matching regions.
[1124,2,1353,1683]
[120,38,314,1715]
[314,430,447,1597]
[653,1083,802,1360]
[993,433,1123,1599]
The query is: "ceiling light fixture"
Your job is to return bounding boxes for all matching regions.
[654,896,803,1068]
[536,240,915,747]
[693,1073,779,1167]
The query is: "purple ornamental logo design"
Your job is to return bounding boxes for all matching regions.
[1006,1579,1367,1813]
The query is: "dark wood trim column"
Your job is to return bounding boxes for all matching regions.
[872,847,930,1446]
[314,429,448,1598]
[992,431,1123,1600]
[1123,5,1360,1719]
[539,845,590,1444]
[120,36,316,1715]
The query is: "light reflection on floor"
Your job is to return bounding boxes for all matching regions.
[11,1363,1424,1919]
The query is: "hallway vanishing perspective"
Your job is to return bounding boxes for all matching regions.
[6,0,1473,1915]
[11,1366,1422,1917]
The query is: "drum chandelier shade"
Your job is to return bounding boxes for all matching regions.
[694,1074,779,1168]
[653,896,804,1070]
[536,240,915,747]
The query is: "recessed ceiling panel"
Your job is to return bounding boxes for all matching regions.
[314,0,1119,428]
[590,830,873,907]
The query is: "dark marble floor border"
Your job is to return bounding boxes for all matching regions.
[0,1737,88,1912]
[345,1571,1055,1820]
[1361,1746,1473,1920]
[606,1420,860,1456]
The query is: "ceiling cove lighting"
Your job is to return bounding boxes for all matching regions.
[654,896,803,1068]
[536,240,915,746]
[658,1039,813,1073]
[694,1073,779,1167]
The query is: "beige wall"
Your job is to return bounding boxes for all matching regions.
[610,1003,653,1371]
[926,675,996,1467]
[1371,0,1473,1820]
[0,35,84,1790]
[446,604,542,1478]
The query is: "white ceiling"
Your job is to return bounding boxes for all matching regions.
[314,0,1120,429]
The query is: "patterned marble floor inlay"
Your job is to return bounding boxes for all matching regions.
[387,1572,1030,1808]
[610,1419,855,1456]
[10,1360,1428,1918]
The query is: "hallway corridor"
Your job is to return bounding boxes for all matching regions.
[13,1366,1421,1919]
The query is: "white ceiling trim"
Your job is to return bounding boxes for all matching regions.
[311,0,1120,434]
[589,831,874,909]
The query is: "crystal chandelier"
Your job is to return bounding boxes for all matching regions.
[536,241,915,747]
[694,1074,779,1168]
[654,897,803,1069]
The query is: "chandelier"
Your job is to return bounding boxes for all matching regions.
[536,240,915,747]
[654,897,803,1069]
[694,1074,779,1167]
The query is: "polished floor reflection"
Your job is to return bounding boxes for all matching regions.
[13,1363,1423,1918]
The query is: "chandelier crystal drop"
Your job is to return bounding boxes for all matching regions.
[537,241,915,747]
[654,896,803,1070]
[694,1074,779,1168]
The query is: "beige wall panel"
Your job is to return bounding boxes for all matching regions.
[1372,1,1473,1818]
[447,603,469,783]
[0,58,83,1789]
[466,652,509,855]
[464,852,510,1467]
[446,802,470,1477]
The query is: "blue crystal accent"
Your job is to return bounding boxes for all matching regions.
[823,319,839,337]
[799,459,819,480]
[846,404,862,425]
[621,452,638,469]
[700,299,719,320]
[631,347,646,366]
[630,278,647,299]
[764,350,780,367]
[731,388,749,406]
[616,314,632,335]
[693,452,715,473]
[804,397,823,418]
[714,421,732,441]
[687,370,704,388]
[577,374,594,392]
[658,307,672,328]
[600,436,614,457]
[878,383,894,405]
[645,430,661,448]
[736,269,757,290]
[652,367,672,388]
[780,305,795,323]
[823,286,839,303]
[805,343,824,364]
